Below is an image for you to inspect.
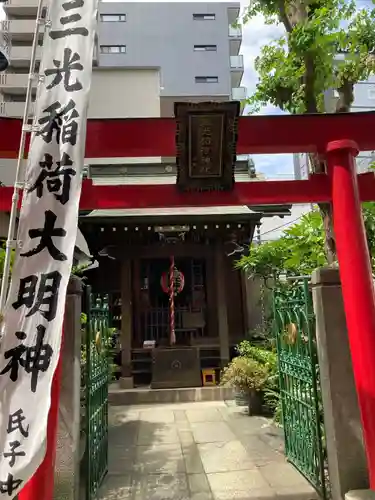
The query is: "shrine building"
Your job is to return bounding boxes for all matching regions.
[78,102,291,389]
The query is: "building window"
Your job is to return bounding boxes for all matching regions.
[100,14,126,22]
[195,76,219,83]
[194,45,217,52]
[100,45,126,54]
[193,13,215,20]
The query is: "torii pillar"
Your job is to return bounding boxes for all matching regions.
[326,140,375,488]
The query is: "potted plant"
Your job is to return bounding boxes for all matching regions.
[221,356,268,415]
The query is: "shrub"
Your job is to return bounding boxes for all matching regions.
[221,356,268,393]
[236,340,282,421]
[237,341,277,371]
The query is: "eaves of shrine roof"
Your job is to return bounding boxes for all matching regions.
[80,174,292,219]
[85,206,256,219]
[89,174,254,185]
[82,204,291,222]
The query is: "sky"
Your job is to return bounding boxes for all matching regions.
[236,1,294,179]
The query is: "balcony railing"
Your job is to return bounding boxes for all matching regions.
[2,19,44,40]
[229,25,242,38]
[8,44,98,67]
[0,100,34,117]
[0,73,33,87]
[230,55,244,70]
[9,45,41,65]
[3,0,42,15]
[0,33,10,71]
[231,86,247,100]
[4,0,39,7]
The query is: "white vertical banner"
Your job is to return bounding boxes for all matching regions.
[0,0,97,495]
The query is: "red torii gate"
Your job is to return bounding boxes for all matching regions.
[2,112,375,210]
[1,111,375,494]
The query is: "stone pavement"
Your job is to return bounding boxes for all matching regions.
[99,401,319,500]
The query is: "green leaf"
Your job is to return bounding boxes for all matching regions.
[241,0,375,114]
[236,205,375,278]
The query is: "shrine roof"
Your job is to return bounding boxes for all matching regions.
[80,202,292,225]
[84,206,257,218]
[90,174,254,185]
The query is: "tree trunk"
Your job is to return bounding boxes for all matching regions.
[319,203,337,264]
[309,154,337,264]
[304,54,318,113]
[276,0,354,265]
[336,79,354,113]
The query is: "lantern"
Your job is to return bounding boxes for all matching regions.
[161,268,185,296]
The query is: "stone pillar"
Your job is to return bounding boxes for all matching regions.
[241,274,264,332]
[215,243,230,367]
[241,271,255,335]
[120,259,133,389]
[240,272,251,334]
[311,267,369,500]
[346,491,375,500]
[54,275,83,500]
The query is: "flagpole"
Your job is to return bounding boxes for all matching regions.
[0,0,45,315]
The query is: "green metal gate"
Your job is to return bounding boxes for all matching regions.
[273,278,330,498]
[82,288,109,500]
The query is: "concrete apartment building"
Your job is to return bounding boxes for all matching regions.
[334,76,375,173]
[290,74,375,240]
[0,1,245,184]
[97,2,244,116]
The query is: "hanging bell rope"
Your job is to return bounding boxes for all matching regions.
[169,256,176,346]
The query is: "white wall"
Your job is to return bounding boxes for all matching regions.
[293,153,309,180]
[0,158,26,186]
[84,68,162,165]
[259,204,313,242]
[87,68,161,119]
[0,70,162,185]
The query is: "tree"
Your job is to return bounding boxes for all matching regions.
[363,202,375,270]
[236,210,326,278]
[242,0,375,262]
[237,205,375,279]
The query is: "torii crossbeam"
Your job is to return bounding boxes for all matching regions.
[1,111,375,488]
[1,112,375,210]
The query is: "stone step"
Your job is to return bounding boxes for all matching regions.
[109,384,235,406]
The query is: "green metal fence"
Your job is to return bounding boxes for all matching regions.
[273,278,330,499]
[82,288,109,500]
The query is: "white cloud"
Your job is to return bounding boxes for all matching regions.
[239,9,284,97]
[237,4,293,177]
